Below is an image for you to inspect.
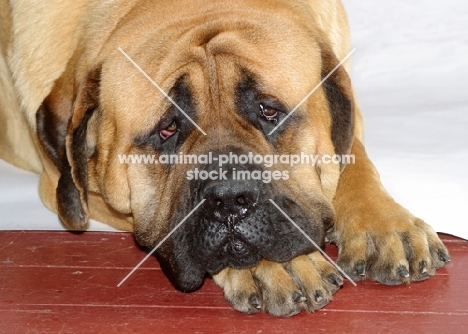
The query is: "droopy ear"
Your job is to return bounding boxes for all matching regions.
[36,66,101,229]
[320,43,355,170]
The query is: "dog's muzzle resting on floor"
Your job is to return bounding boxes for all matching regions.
[0,0,450,316]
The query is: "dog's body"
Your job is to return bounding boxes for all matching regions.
[0,0,449,316]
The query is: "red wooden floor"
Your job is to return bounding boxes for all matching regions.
[0,231,467,333]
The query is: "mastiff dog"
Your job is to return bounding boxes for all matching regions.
[0,0,450,316]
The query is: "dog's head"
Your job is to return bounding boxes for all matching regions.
[36,2,354,291]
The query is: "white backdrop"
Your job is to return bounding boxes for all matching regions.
[342,0,468,239]
[1,0,467,238]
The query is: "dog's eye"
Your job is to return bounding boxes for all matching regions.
[259,104,278,123]
[160,119,178,140]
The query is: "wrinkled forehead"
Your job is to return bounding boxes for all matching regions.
[98,3,322,104]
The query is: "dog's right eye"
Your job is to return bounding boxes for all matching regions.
[160,119,178,140]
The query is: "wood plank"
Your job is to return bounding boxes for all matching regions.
[1,306,467,333]
[0,266,466,313]
[0,231,157,269]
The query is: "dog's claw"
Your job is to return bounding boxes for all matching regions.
[356,260,366,276]
[314,291,323,303]
[419,261,428,274]
[397,266,410,278]
[293,292,306,303]
[327,274,343,287]
[439,250,450,263]
[249,294,262,310]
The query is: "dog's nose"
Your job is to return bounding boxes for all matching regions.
[204,180,258,220]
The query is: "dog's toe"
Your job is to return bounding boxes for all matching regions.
[212,267,261,314]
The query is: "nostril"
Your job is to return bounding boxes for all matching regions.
[237,195,246,205]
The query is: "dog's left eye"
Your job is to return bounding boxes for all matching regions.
[259,104,278,123]
[160,119,178,140]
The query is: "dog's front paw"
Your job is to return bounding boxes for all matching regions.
[334,206,450,285]
[212,253,343,317]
